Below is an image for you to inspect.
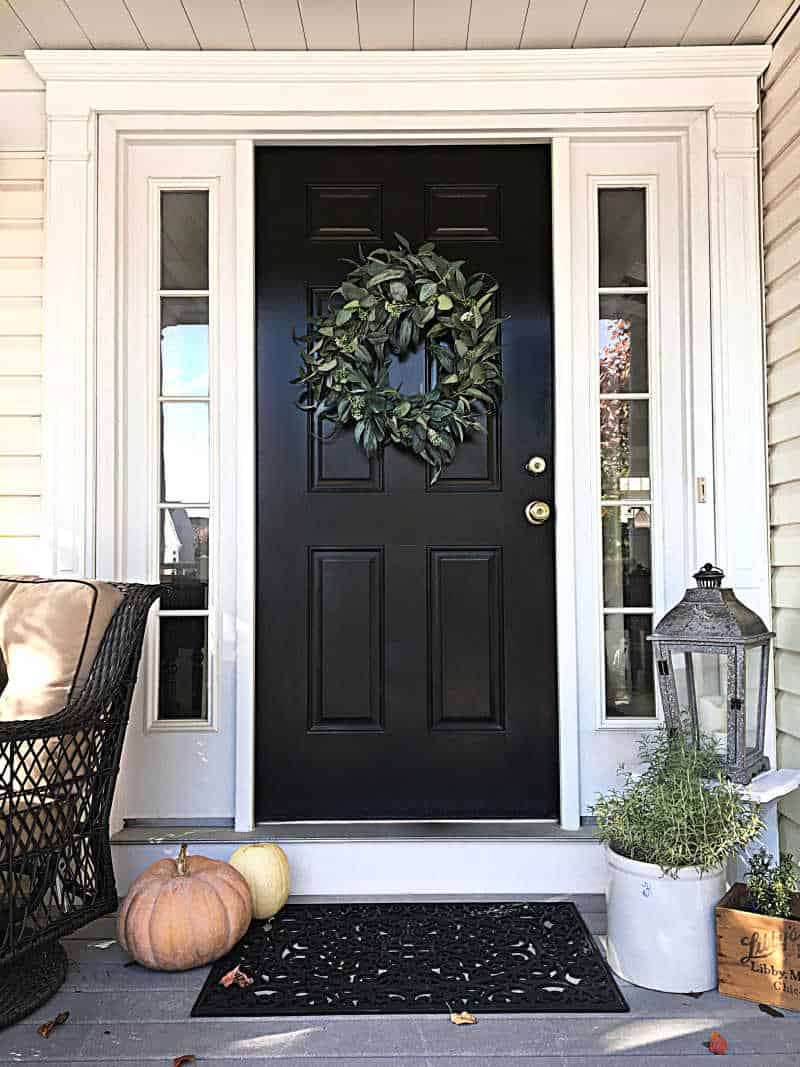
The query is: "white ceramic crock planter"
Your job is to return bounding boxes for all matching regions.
[605,845,726,993]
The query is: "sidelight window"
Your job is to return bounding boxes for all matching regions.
[156,190,211,722]
[597,188,656,720]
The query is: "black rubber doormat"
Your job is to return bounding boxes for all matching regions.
[191,901,628,1016]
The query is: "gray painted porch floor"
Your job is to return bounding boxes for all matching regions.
[2,897,799,1066]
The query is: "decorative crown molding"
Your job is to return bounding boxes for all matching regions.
[25,45,771,86]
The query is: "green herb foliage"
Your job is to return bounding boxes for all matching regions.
[593,723,763,876]
[745,849,798,919]
[291,233,504,483]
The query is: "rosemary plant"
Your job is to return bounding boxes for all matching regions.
[593,724,763,876]
[744,849,798,919]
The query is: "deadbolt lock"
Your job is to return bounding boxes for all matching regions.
[525,500,551,526]
[525,456,547,475]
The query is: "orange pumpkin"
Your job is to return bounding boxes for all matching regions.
[117,844,252,971]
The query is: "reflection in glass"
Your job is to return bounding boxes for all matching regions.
[160,190,209,291]
[161,402,209,503]
[602,505,652,608]
[598,188,647,288]
[745,645,766,750]
[599,294,648,393]
[673,651,727,751]
[604,613,655,718]
[161,508,209,609]
[674,650,760,753]
[600,399,650,499]
[161,298,209,396]
[158,616,208,720]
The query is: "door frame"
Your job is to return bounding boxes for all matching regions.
[25,47,772,833]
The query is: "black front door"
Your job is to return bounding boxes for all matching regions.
[255,146,556,820]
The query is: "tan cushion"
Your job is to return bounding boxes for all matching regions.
[0,578,123,721]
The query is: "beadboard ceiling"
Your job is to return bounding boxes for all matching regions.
[1,0,798,54]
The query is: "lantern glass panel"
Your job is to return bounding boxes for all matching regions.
[695,653,729,753]
[745,645,765,751]
[670,652,729,754]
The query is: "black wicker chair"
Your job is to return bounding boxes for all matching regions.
[0,582,161,1028]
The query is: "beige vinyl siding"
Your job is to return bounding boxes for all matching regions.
[0,59,44,576]
[763,9,800,856]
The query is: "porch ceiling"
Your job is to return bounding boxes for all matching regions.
[1,0,798,54]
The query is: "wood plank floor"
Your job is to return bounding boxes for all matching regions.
[1,897,799,1065]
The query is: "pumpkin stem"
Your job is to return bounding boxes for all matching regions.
[176,843,190,877]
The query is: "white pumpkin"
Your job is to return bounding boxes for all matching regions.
[229,843,290,919]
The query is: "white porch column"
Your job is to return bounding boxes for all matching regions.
[707,103,781,867]
[708,108,770,622]
[41,106,95,578]
[707,106,774,771]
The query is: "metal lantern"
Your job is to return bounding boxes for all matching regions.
[649,563,773,785]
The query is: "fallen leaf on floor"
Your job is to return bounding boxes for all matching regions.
[90,939,116,949]
[37,1011,69,1038]
[174,1057,197,1066]
[219,964,253,989]
[449,1010,478,1025]
[708,1030,728,1055]
[758,1003,784,1018]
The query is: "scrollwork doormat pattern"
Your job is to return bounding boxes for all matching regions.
[191,901,628,1016]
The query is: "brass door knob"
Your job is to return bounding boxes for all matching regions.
[525,500,551,525]
[525,456,547,475]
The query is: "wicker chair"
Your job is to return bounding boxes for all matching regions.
[0,582,161,1028]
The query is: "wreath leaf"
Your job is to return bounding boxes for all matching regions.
[291,234,505,483]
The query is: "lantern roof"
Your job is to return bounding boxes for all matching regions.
[650,564,773,646]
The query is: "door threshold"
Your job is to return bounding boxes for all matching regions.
[112,821,603,896]
[115,819,597,845]
[258,818,559,825]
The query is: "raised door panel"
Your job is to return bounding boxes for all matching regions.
[308,185,383,243]
[307,286,383,491]
[428,548,504,731]
[309,549,385,732]
[425,184,501,243]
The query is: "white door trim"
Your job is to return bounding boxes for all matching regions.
[25,48,772,834]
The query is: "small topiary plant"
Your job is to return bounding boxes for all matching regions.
[593,723,764,876]
[744,848,798,919]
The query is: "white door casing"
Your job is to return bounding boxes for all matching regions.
[118,144,238,822]
[24,48,772,832]
[571,138,694,809]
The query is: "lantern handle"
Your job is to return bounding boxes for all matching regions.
[693,562,724,589]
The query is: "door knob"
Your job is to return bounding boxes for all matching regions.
[525,500,551,525]
[525,456,547,475]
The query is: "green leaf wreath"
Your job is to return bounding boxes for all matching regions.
[292,233,504,483]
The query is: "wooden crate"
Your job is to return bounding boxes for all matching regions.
[716,883,800,1010]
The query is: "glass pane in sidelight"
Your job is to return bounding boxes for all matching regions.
[604,613,655,718]
[160,190,209,291]
[158,616,208,720]
[599,294,648,393]
[598,188,647,288]
[161,401,209,503]
[600,399,650,499]
[602,504,652,608]
[161,297,209,397]
[160,507,209,609]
